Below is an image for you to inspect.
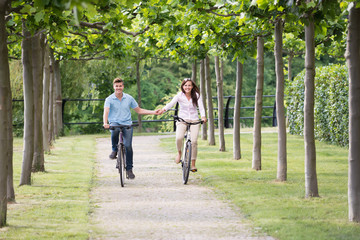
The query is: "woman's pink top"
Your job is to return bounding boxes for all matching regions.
[163,92,206,120]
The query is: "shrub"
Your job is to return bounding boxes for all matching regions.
[286,64,348,146]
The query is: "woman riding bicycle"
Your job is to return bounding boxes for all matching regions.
[159,78,207,172]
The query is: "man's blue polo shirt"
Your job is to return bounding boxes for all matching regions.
[104,93,138,125]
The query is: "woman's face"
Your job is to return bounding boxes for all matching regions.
[182,81,193,94]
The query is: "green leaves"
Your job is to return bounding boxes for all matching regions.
[287,64,349,146]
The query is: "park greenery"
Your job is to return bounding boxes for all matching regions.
[286,64,349,147]
[2,132,359,239]
[1,0,360,231]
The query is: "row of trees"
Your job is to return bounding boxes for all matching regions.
[1,0,360,227]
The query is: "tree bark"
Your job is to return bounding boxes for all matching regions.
[205,55,215,145]
[274,20,287,181]
[200,59,207,140]
[191,59,197,83]
[48,54,55,144]
[304,11,319,197]
[252,37,264,170]
[288,53,294,81]
[0,0,12,226]
[215,56,225,151]
[233,59,243,160]
[20,21,34,186]
[32,33,45,172]
[42,43,50,152]
[53,56,62,136]
[136,59,142,132]
[346,5,360,222]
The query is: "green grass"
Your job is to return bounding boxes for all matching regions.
[1,135,97,240]
[160,129,360,240]
[2,130,359,239]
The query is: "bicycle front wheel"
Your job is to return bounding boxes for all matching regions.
[182,141,192,184]
[118,146,126,187]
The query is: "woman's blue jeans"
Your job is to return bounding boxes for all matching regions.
[110,123,133,170]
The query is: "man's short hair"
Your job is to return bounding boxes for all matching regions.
[113,78,124,84]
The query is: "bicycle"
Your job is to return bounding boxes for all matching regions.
[108,124,138,187]
[172,116,203,184]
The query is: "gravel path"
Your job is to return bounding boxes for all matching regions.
[90,135,275,240]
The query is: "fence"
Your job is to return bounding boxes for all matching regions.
[12,95,278,129]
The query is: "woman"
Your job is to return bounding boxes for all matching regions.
[160,78,207,172]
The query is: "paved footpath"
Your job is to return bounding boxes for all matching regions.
[90,135,276,240]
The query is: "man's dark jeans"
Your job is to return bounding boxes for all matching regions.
[110,123,133,170]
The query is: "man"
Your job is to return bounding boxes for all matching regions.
[103,77,159,179]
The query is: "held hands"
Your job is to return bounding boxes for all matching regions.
[155,109,166,115]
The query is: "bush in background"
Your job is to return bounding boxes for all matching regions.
[286,64,348,147]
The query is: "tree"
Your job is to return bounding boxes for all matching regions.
[42,43,51,152]
[199,59,207,140]
[233,59,243,160]
[215,56,225,151]
[274,19,287,182]
[19,22,35,186]
[0,0,12,227]
[303,2,319,197]
[205,55,215,145]
[346,2,360,222]
[252,37,264,170]
[31,32,45,172]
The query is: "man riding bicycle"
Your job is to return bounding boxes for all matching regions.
[103,77,160,179]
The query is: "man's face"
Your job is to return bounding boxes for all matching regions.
[113,82,124,94]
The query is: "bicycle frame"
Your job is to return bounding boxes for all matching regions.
[108,124,138,186]
[173,116,203,184]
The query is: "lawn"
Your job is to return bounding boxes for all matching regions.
[160,129,360,240]
[1,130,359,240]
[1,135,98,239]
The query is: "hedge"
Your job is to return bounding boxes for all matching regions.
[285,64,349,147]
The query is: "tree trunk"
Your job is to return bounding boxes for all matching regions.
[346,5,360,222]
[304,11,319,197]
[0,0,12,226]
[20,22,34,186]
[233,59,243,160]
[288,53,294,81]
[53,56,62,136]
[42,44,50,152]
[32,33,45,172]
[191,59,197,83]
[48,55,55,144]
[274,20,287,181]
[136,59,142,132]
[205,55,215,145]
[200,59,207,140]
[215,56,225,151]
[252,37,264,170]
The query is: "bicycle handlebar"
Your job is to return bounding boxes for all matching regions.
[172,115,203,125]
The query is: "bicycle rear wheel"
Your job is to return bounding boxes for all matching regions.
[182,141,192,184]
[118,146,126,187]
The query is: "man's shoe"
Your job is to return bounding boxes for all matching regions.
[109,151,117,159]
[126,169,135,179]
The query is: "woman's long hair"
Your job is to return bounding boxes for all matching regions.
[181,78,200,107]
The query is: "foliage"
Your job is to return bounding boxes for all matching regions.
[286,64,349,146]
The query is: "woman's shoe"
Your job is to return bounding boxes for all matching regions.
[191,160,197,172]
